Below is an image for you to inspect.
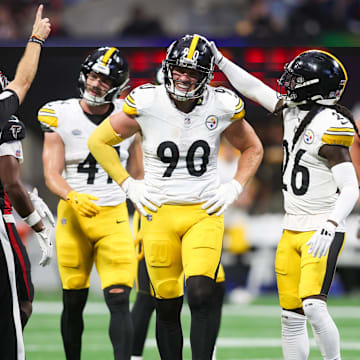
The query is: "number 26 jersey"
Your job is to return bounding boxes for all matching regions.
[38,98,134,206]
[282,106,355,231]
[123,84,245,205]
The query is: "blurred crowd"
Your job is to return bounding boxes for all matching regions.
[0,0,359,41]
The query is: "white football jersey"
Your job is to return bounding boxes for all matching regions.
[282,106,355,231]
[0,141,23,163]
[123,84,245,204]
[38,98,135,206]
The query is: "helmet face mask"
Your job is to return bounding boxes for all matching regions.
[79,47,129,106]
[277,50,348,106]
[162,34,214,101]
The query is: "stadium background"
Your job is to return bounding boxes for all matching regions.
[0,0,360,358]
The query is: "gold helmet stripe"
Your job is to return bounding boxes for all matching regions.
[187,35,200,60]
[102,47,117,66]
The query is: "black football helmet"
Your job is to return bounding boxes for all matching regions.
[78,47,129,106]
[162,34,214,101]
[278,50,348,105]
[0,70,9,92]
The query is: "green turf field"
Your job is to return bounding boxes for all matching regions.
[24,295,360,359]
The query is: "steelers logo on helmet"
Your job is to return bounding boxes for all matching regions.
[162,34,215,101]
[277,50,348,106]
[78,47,129,106]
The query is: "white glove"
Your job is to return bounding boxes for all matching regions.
[201,179,243,216]
[122,177,162,217]
[29,188,55,227]
[306,221,336,258]
[209,41,224,68]
[34,226,53,267]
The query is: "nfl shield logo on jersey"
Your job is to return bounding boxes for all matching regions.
[304,129,314,144]
[184,117,191,128]
[205,115,218,130]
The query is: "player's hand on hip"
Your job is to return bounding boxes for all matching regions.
[66,190,100,217]
[306,221,336,258]
[209,41,224,67]
[122,177,162,217]
[34,225,53,267]
[201,179,243,216]
[29,187,55,227]
[32,4,51,41]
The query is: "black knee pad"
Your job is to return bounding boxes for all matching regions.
[62,288,88,312]
[103,285,131,313]
[186,276,215,309]
[155,296,183,323]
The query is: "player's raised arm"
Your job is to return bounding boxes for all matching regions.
[209,41,278,113]
[6,4,51,104]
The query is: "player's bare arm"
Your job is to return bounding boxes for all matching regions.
[223,118,264,188]
[0,155,45,231]
[319,144,352,168]
[43,131,99,218]
[109,111,141,141]
[42,132,70,200]
[350,118,360,184]
[126,133,144,180]
[6,4,51,104]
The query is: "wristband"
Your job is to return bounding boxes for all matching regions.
[29,34,45,46]
[23,210,41,227]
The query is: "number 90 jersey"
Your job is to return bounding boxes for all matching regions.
[123,84,245,204]
[38,98,135,206]
[282,106,355,231]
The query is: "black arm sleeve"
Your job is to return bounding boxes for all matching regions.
[0,90,19,130]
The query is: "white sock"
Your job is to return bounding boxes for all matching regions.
[281,309,309,360]
[212,345,217,360]
[303,298,341,360]
[131,357,143,360]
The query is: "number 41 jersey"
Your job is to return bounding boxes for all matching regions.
[282,106,355,231]
[38,98,134,206]
[123,84,245,205]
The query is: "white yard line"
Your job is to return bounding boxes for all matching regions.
[25,338,360,351]
[32,301,360,318]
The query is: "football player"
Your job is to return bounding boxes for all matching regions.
[130,67,226,360]
[0,6,51,360]
[38,47,142,360]
[0,113,54,322]
[89,34,263,359]
[210,43,359,359]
